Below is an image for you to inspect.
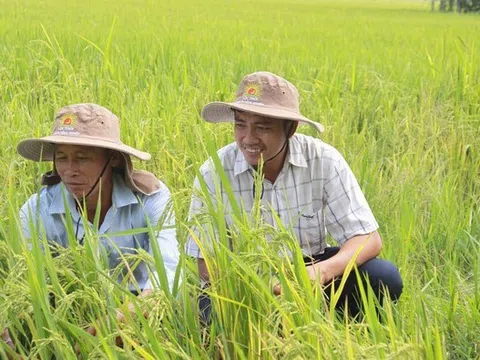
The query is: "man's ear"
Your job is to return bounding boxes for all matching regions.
[110,151,122,167]
[288,121,299,138]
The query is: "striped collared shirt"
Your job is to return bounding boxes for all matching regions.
[186,134,378,258]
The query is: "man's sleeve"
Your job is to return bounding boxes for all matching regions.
[185,158,224,259]
[143,183,179,292]
[322,147,379,245]
[185,176,210,259]
[19,194,38,240]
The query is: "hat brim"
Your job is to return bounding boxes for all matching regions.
[201,101,324,133]
[17,135,151,162]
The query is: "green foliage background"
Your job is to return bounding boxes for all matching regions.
[0,0,479,358]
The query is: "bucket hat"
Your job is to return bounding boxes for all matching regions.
[201,71,324,133]
[17,103,159,195]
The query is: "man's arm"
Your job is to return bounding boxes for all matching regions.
[84,185,179,341]
[316,144,382,285]
[306,231,382,285]
[186,172,219,284]
[144,183,179,293]
[197,258,210,283]
[19,194,39,241]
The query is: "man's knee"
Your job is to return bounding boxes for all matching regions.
[359,258,403,301]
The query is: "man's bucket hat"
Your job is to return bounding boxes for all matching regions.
[17,103,159,195]
[201,71,324,133]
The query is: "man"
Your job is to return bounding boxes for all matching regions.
[186,71,402,320]
[3,103,179,351]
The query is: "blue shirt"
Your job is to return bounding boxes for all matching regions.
[20,174,179,292]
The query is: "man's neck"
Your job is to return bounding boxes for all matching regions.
[262,149,288,183]
[77,187,113,225]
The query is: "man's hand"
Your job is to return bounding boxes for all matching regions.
[273,262,333,296]
[76,309,128,355]
[273,283,281,296]
[306,262,334,285]
[76,290,152,354]
[1,328,15,351]
[2,328,24,360]
[84,307,129,337]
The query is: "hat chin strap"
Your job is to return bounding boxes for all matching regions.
[74,152,114,244]
[82,152,114,200]
[253,121,293,169]
[48,149,114,201]
[251,122,293,199]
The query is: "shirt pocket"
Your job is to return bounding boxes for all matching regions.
[296,210,325,255]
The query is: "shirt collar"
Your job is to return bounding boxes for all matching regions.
[233,136,308,177]
[48,173,138,215]
[233,148,250,177]
[48,183,76,215]
[111,173,139,208]
[287,136,308,168]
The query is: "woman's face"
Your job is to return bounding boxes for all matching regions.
[54,144,113,200]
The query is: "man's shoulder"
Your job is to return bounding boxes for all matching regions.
[20,183,61,215]
[133,178,174,222]
[135,178,171,202]
[198,142,238,176]
[291,134,343,164]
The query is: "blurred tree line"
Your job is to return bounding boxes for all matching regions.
[431,0,480,12]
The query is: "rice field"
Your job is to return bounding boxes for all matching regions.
[0,0,479,358]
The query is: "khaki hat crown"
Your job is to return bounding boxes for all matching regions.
[17,103,150,162]
[52,103,121,142]
[235,71,300,113]
[201,71,324,133]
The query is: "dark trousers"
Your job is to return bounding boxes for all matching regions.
[199,247,403,322]
[304,247,403,317]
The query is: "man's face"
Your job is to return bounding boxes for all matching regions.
[234,111,289,166]
[54,144,113,199]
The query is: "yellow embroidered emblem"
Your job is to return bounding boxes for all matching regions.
[59,113,77,127]
[244,83,262,99]
[238,83,264,105]
[53,113,80,136]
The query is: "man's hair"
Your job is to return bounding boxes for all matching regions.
[284,120,297,136]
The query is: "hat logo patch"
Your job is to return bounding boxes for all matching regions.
[54,113,80,136]
[238,83,264,105]
[62,117,73,125]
